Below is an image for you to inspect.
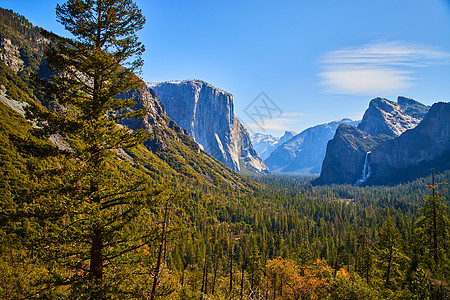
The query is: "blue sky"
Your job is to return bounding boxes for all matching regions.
[2,0,450,136]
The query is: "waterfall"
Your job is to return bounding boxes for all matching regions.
[355,151,371,185]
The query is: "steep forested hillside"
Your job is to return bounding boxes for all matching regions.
[0,7,253,191]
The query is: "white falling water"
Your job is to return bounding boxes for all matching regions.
[355,151,371,185]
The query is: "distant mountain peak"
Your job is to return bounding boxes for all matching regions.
[264,119,359,175]
[397,96,430,120]
[251,131,296,161]
[397,96,423,107]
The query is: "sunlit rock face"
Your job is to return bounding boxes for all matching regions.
[358,97,429,137]
[148,80,269,174]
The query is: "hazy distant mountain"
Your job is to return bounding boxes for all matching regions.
[251,131,296,160]
[264,119,359,175]
[148,80,269,174]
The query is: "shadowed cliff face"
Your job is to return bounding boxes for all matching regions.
[313,124,383,185]
[367,102,450,185]
[149,80,269,174]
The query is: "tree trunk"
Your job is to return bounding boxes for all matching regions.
[334,245,340,277]
[212,258,218,294]
[273,275,276,300]
[432,171,438,264]
[264,267,268,300]
[385,241,393,286]
[150,202,169,300]
[229,246,233,299]
[200,258,208,299]
[279,277,283,298]
[89,226,103,280]
[240,250,246,300]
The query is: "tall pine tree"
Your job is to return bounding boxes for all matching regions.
[374,216,409,289]
[415,174,450,277]
[21,0,167,297]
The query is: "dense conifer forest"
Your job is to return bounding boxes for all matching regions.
[0,1,449,299]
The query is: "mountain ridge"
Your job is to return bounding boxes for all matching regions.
[366,101,450,185]
[357,96,429,137]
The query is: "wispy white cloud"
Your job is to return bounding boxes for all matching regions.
[282,112,307,117]
[244,116,299,132]
[319,41,450,95]
[320,65,414,95]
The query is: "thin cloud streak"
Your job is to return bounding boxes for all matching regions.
[245,117,298,131]
[320,66,414,95]
[319,41,450,95]
[281,112,307,117]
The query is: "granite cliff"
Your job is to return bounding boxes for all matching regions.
[0,8,253,189]
[149,80,269,174]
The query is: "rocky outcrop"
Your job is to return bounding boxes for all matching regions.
[397,96,430,120]
[148,80,269,174]
[265,119,359,175]
[367,102,450,185]
[313,124,384,185]
[0,36,24,73]
[251,131,296,161]
[358,97,429,137]
[0,9,46,78]
[118,88,167,133]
